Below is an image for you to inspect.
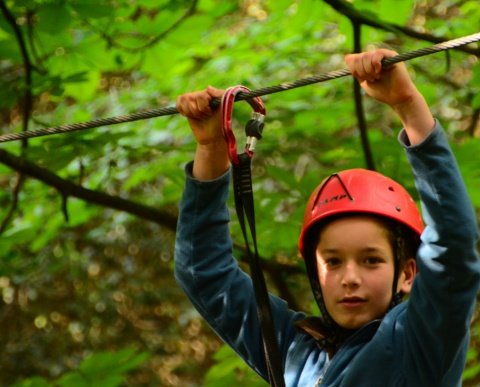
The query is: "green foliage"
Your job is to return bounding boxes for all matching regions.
[13,348,149,387]
[464,347,480,383]
[204,345,268,387]
[353,0,414,25]
[0,0,479,385]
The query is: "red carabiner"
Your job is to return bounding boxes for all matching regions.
[221,85,266,165]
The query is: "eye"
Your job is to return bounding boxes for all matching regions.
[364,257,384,265]
[325,257,341,268]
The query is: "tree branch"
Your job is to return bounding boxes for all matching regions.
[467,108,480,137]
[0,0,34,232]
[0,0,33,136]
[85,0,199,53]
[0,148,178,231]
[0,148,305,304]
[0,173,25,234]
[351,20,376,170]
[323,0,480,56]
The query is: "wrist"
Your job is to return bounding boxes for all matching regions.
[391,92,435,145]
[193,140,230,180]
[391,91,425,119]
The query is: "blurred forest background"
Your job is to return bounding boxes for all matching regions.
[0,0,479,385]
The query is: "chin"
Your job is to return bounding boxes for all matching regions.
[340,322,363,330]
[336,317,371,330]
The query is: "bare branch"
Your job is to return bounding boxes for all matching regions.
[61,193,69,223]
[0,148,304,296]
[0,0,33,136]
[84,0,199,53]
[467,108,480,137]
[0,148,178,231]
[351,20,376,171]
[0,0,35,230]
[323,0,480,56]
[0,173,25,234]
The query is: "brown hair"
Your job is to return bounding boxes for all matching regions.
[306,213,419,270]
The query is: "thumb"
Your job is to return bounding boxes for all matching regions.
[206,85,224,99]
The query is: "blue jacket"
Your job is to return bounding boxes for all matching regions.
[174,124,480,386]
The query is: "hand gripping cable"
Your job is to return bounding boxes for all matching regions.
[221,86,285,387]
[0,32,478,144]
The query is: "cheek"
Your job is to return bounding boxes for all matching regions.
[371,276,390,292]
[317,266,339,296]
[316,265,329,287]
[368,270,395,301]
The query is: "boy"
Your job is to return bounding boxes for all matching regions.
[174,49,480,386]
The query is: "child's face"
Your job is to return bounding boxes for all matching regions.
[315,215,414,329]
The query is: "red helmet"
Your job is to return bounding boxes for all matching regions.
[298,168,424,258]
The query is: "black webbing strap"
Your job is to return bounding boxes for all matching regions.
[232,152,286,387]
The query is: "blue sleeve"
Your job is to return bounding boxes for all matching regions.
[174,162,306,381]
[399,123,480,386]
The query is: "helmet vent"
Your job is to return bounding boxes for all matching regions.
[388,186,395,192]
[311,173,353,210]
[395,205,402,212]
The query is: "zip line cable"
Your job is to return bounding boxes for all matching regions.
[0,32,479,144]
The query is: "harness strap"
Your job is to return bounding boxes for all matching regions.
[222,86,285,387]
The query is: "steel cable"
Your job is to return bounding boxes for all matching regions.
[0,32,479,144]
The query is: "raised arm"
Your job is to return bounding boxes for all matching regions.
[346,49,480,385]
[176,86,228,180]
[345,49,435,145]
[174,86,310,382]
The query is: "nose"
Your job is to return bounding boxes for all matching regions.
[341,262,361,288]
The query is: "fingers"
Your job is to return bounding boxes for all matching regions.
[176,91,210,119]
[176,86,224,119]
[345,49,397,83]
[206,85,224,99]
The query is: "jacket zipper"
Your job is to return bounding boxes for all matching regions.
[315,359,331,386]
[314,319,381,386]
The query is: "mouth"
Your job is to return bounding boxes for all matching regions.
[339,296,367,307]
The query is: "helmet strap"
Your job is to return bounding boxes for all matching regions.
[304,248,352,344]
[304,246,336,328]
[390,225,406,309]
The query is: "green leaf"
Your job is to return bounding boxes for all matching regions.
[69,2,113,19]
[463,348,480,381]
[0,39,22,62]
[78,347,149,377]
[11,376,52,387]
[36,4,72,34]
[29,213,64,252]
[51,348,149,387]
[377,0,413,25]
[472,92,480,109]
[0,12,15,36]
[63,71,90,84]
[0,224,37,246]
[56,372,88,387]
[204,345,267,387]
[63,70,101,102]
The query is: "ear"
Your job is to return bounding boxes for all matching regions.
[398,258,416,294]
